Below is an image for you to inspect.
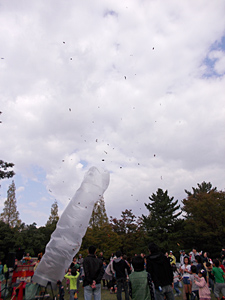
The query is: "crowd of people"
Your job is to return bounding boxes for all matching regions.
[55,245,225,300]
[1,245,225,300]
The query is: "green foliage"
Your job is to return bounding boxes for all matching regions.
[142,188,182,252]
[110,209,145,257]
[0,160,15,180]
[1,180,224,261]
[46,200,59,226]
[184,181,217,197]
[0,220,15,259]
[89,198,108,228]
[0,180,21,227]
[182,185,225,257]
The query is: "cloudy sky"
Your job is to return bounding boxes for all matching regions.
[0,0,225,227]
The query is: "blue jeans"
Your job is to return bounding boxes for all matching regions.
[155,285,175,300]
[69,289,78,300]
[116,278,129,300]
[84,284,101,300]
[174,282,181,294]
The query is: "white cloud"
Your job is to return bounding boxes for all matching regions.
[0,0,225,225]
[17,186,25,193]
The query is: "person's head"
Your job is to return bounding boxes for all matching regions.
[171,263,177,271]
[213,259,219,267]
[132,255,144,272]
[79,254,82,258]
[71,266,77,276]
[195,255,202,264]
[100,252,103,256]
[116,250,122,258]
[203,252,209,258]
[169,251,173,255]
[198,269,206,279]
[184,256,190,265]
[57,280,62,286]
[103,261,107,266]
[88,245,96,255]
[191,265,197,274]
[73,257,77,262]
[148,242,159,255]
[192,248,197,254]
[165,252,169,257]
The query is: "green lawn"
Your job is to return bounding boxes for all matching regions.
[56,280,218,300]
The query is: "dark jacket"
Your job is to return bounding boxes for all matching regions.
[146,252,173,289]
[83,254,104,286]
[113,258,131,279]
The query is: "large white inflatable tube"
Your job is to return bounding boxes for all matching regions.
[33,166,110,287]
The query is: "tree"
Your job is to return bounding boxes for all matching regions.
[110,209,145,257]
[0,160,15,180]
[89,197,108,228]
[0,180,21,227]
[182,185,225,257]
[46,200,59,226]
[184,181,217,197]
[81,198,121,259]
[142,188,182,252]
[0,220,16,259]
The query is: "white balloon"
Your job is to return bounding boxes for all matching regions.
[33,166,110,287]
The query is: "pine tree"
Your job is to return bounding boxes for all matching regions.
[0,180,21,227]
[184,181,217,197]
[89,197,108,228]
[142,188,182,251]
[46,200,59,225]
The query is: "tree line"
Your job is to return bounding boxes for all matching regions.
[0,160,225,262]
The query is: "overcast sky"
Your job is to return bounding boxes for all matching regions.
[0,0,225,227]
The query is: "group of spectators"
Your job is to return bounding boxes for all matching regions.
[57,244,225,300]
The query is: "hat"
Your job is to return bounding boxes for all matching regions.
[170,250,173,253]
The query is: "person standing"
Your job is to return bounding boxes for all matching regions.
[83,246,104,300]
[211,259,225,300]
[146,242,174,300]
[113,250,131,300]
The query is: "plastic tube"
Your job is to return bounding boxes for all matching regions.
[33,166,110,287]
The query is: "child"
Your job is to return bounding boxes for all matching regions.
[189,265,199,300]
[129,255,154,300]
[102,261,108,289]
[211,259,225,300]
[194,269,211,300]
[64,266,80,300]
[180,256,192,300]
[172,263,182,296]
[57,280,65,300]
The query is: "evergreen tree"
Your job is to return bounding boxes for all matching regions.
[142,188,182,252]
[46,200,59,225]
[89,197,108,228]
[81,197,122,259]
[0,180,21,227]
[184,181,217,197]
[0,160,15,180]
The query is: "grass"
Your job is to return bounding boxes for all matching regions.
[58,280,218,300]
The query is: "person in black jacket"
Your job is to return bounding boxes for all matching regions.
[83,245,104,300]
[146,242,174,300]
[113,250,131,300]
